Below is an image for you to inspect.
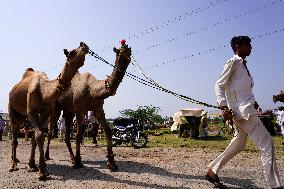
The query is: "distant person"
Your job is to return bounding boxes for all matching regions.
[276,109,284,136]
[257,107,263,115]
[80,114,89,145]
[206,36,282,189]
[0,116,5,141]
[58,117,66,142]
[89,112,100,145]
[199,111,208,138]
[168,117,174,127]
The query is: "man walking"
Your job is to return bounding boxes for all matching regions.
[206,36,282,189]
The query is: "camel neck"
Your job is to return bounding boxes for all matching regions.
[41,61,80,102]
[57,62,78,88]
[41,79,65,103]
[102,56,130,98]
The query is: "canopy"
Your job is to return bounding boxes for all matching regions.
[171,108,204,131]
[179,108,204,117]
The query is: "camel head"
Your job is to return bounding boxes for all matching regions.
[102,42,132,96]
[57,42,89,89]
[273,90,284,103]
[113,42,132,71]
[63,42,89,69]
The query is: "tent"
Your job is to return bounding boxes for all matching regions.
[171,108,203,131]
[171,108,207,138]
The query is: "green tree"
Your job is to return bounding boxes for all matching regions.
[119,105,164,125]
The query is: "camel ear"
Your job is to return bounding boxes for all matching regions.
[113,47,119,53]
[63,49,69,57]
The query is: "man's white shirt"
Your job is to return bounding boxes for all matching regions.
[215,54,257,120]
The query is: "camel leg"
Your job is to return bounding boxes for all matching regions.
[27,109,40,172]
[94,109,118,171]
[73,113,85,169]
[34,128,48,180]
[28,109,48,180]
[64,112,75,163]
[37,114,50,180]
[8,106,24,172]
[28,131,38,172]
[45,103,61,160]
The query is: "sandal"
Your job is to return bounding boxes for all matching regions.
[205,173,228,189]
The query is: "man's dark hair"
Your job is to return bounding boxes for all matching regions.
[230,36,251,52]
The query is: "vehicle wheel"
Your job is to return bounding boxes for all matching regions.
[131,133,148,149]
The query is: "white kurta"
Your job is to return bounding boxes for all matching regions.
[208,54,282,188]
[215,54,257,120]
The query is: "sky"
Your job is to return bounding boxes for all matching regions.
[0,0,283,118]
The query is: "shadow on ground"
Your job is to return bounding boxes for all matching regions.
[45,160,263,189]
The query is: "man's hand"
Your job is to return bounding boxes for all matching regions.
[220,106,233,121]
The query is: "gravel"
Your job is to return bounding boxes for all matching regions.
[0,139,283,189]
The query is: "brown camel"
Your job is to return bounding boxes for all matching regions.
[273,90,284,103]
[8,42,89,180]
[45,43,132,170]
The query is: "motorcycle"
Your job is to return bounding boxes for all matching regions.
[112,117,148,148]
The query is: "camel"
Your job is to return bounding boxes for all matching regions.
[8,42,89,180]
[45,42,132,170]
[273,90,284,103]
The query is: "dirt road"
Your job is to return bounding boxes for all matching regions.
[0,140,283,189]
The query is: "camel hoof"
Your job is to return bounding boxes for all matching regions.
[45,156,51,161]
[107,163,118,172]
[28,166,39,172]
[15,158,20,163]
[73,162,84,169]
[70,156,75,164]
[9,166,19,172]
[38,172,49,181]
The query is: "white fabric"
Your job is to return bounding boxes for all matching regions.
[172,112,188,124]
[171,108,204,131]
[199,113,208,137]
[58,117,66,131]
[58,117,66,141]
[180,108,203,117]
[89,115,99,124]
[170,122,178,132]
[171,111,188,131]
[274,110,284,136]
[215,55,257,120]
[207,115,281,188]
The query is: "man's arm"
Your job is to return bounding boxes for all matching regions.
[215,60,237,107]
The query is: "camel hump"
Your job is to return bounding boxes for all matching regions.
[22,68,35,79]
[25,68,34,72]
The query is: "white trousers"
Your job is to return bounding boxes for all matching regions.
[207,115,281,188]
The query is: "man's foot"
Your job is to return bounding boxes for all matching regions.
[205,169,228,189]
